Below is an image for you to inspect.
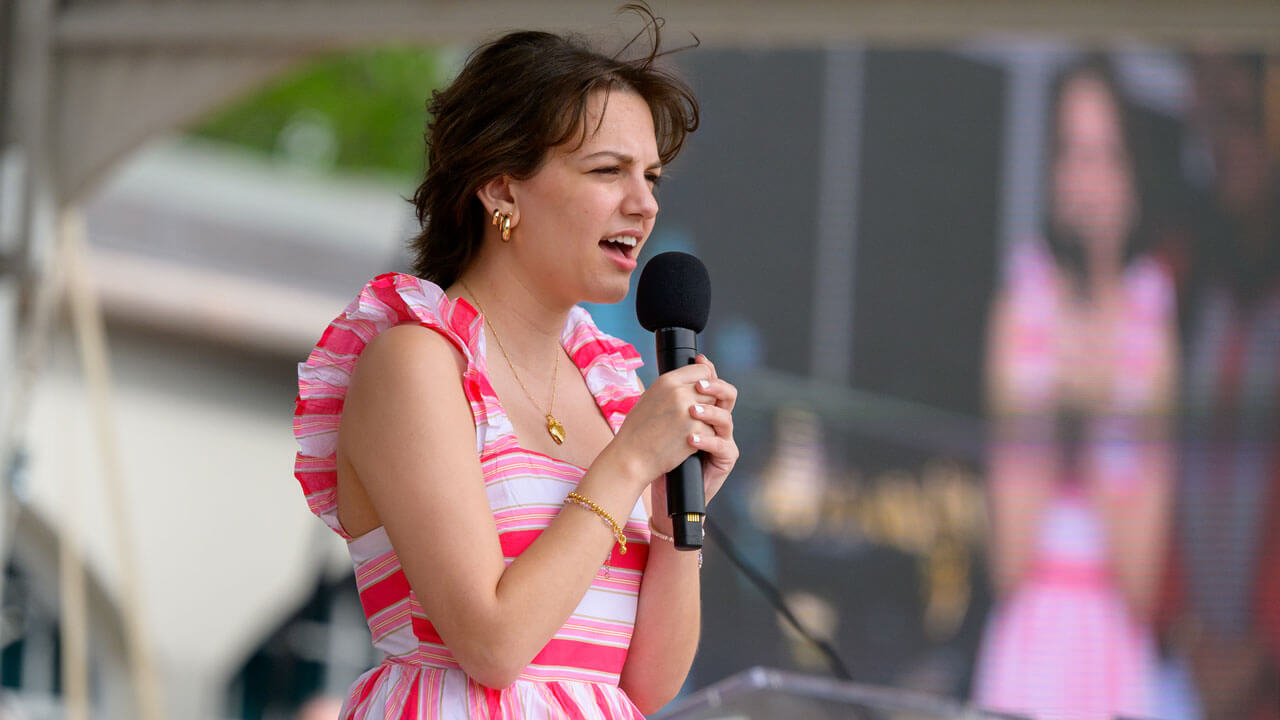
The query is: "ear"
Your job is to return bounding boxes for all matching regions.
[475,175,518,226]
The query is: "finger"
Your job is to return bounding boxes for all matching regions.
[695,378,737,410]
[715,379,738,411]
[690,432,739,465]
[690,403,733,437]
[664,363,715,387]
[695,354,718,379]
[688,415,716,441]
[702,471,728,505]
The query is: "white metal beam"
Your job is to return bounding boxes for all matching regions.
[53,0,1280,51]
[54,49,301,203]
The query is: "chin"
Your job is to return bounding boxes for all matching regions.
[583,278,632,305]
[588,289,630,306]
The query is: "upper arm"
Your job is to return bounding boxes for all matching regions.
[1150,305,1180,417]
[986,292,1026,417]
[338,324,508,650]
[983,290,1056,590]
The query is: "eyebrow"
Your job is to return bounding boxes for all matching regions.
[582,150,662,170]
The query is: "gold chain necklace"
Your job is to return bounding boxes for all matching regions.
[458,281,566,445]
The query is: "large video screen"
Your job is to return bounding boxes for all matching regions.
[597,46,1280,720]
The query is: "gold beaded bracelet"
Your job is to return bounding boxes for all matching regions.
[565,492,627,555]
[647,518,703,569]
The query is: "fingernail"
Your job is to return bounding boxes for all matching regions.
[691,433,702,444]
[693,404,705,416]
[698,380,710,390]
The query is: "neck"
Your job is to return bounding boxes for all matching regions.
[1083,241,1123,303]
[450,243,572,359]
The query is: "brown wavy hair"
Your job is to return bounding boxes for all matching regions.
[408,4,700,285]
[1042,54,1150,299]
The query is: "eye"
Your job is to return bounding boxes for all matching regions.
[592,166,622,176]
[646,172,663,188]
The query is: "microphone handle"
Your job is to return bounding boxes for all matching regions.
[655,327,705,550]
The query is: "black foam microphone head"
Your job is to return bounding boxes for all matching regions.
[635,251,711,332]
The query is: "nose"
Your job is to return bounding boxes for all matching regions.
[623,173,659,220]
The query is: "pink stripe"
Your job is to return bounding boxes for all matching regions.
[354,552,400,585]
[593,684,642,720]
[590,571,644,594]
[496,528,649,573]
[359,569,411,618]
[398,671,421,720]
[1028,560,1110,587]
[549,684,590,720]
[492,506,562,524]
[497,528,544,559]
[529,637,629,675]
[484,458,584,482]
[367,605,411,641]
[560,616,636,638]
[598,395,639,419]
[385,669,413,716]
[342,664,387,720]
[409,614,446,645]
[569,337,641,368]
[482,447,587,476]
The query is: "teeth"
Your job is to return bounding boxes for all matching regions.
[604,235,638,247]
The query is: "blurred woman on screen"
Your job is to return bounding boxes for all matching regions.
[974,55,1177,720]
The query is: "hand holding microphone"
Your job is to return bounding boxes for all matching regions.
[630,252,739,550]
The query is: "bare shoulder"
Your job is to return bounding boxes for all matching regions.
[357,322,467,381]
[340,323,473,470]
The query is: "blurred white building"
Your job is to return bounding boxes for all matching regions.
[6,137,412,719]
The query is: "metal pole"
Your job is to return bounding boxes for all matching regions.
[1,0,55,632]
[63,209,166,720]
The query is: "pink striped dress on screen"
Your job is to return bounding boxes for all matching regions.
[294,272,651,719]
[972,240,1171,720]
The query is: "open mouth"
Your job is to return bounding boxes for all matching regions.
[599,235,639,260]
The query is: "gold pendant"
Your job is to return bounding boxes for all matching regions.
[546,414,566,445]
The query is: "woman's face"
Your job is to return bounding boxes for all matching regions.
[1051,74,1136,256]
[508,90,661,305]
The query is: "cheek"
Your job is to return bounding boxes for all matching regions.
[1053,159,1085,209]
[570,198,615,238]
[1057,151,1128,204]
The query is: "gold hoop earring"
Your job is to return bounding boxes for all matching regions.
[500,214,512,242]
[491,208,502,226]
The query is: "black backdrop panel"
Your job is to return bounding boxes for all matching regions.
[664,49,825,378]
[852,50,1005,418]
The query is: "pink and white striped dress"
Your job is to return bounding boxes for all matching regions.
[294,272,651,719]
[973,241,1172,720]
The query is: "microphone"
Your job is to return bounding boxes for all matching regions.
[635,251,711,550]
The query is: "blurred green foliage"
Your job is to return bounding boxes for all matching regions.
[191,47,444,182]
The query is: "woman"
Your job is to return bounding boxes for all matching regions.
[973,56,1177,719]
[292,11,739,718]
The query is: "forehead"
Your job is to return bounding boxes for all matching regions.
[561,89,659,159]
[1059,77,1121,132]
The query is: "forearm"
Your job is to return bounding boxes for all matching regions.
[448,447,647,687]
[619,497,703,713]
[988,433,1056,594]
[1091,436,1172,618]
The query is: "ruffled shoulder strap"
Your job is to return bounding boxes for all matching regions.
[293,272,482,539]
[1002,238,1061,327]
[1124,255,1175,325]
[562,305,645,434]
[1005,238,1055,294]
[996,239,1061,410]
